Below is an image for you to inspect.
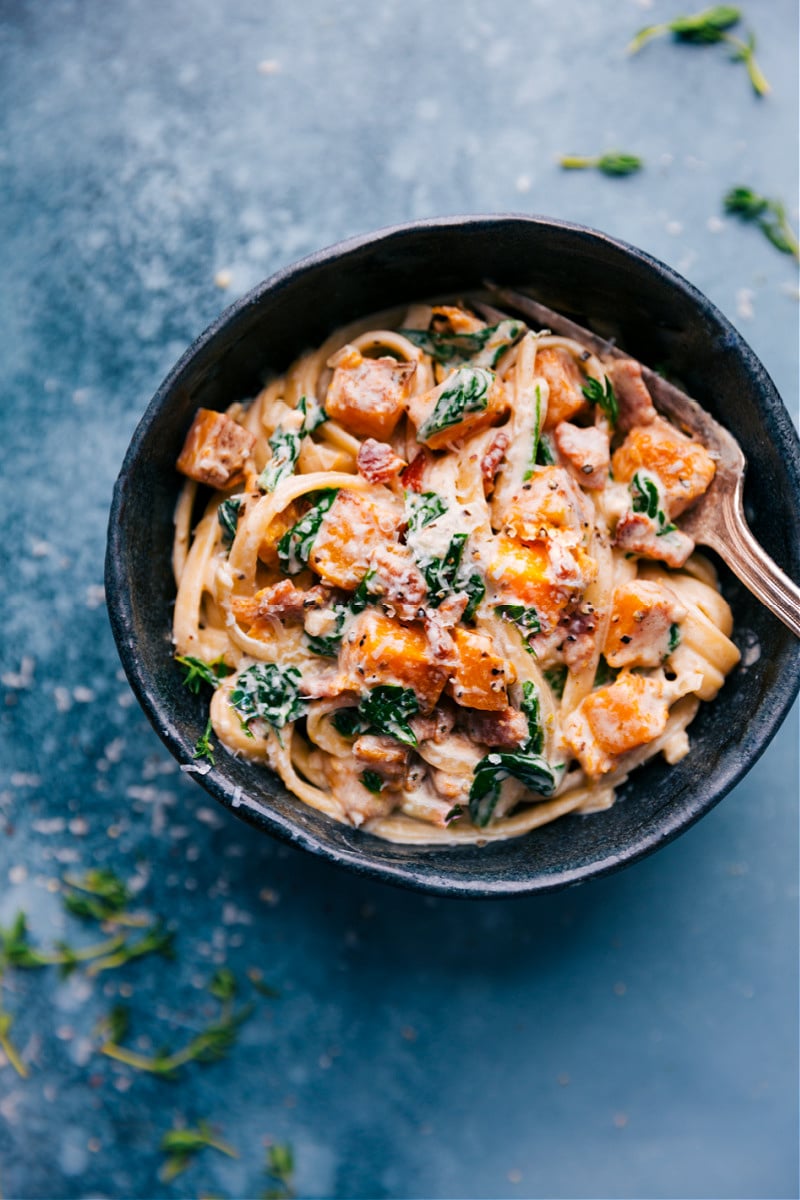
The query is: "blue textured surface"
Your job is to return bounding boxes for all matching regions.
[0,3,798,1198]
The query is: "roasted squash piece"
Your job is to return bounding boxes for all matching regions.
[446,627,510,711]
[501,466,593,547]
[604,580,686,669]
[177,408,255,488]
[536,346,590,430]
[325,346,417,440]
[611,418,716,518]
[308,491,398,590]
[340,610,448,712]
[562,672,670,776]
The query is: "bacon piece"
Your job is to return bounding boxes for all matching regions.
[613,512,694,569]
[462,706,529,749]
[177,409,255,488]
[423,610,457,666]
[372,544,428,622]
[326,347,416,440]
[605,359,658,432]
[230,580,329,624]
[604,580,686,669]
[356,438,407,484]
[481,431,510,487]
[409,706,456,744]
[554,422,610,490]
[537,346,590,429]
[352,735,410,783]
[399,451,428,493]
[560,604,599,673]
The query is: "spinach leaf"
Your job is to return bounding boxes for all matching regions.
[298,394,327,433]
[417,368,494,443]
[259,428,301,493]
[331,708,366,739]
[544,664,567,699]
[305,570,377,658]
[218,498,243,549]
[461,572,485,622]
[520,680,544,754]
[582,376,619,426]
[358,685,419,747]
[424,533,468,604]
[630,472,674,532]
[405,490,447,532]
[536,434,556,466]
[360,770,385,794]
[667,622,681,654]
[229,663,306,729]
[398,321,522,367]
[469,751,559,827]
[277,490,338,574]
[495,604,541,634]
[523,385,543,482]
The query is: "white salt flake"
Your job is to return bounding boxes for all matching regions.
[2,657,35,689]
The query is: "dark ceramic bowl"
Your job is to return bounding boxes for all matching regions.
[106,215,800,897]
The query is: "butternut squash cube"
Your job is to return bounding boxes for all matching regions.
[326,347,416,440]
[446,627,509,711]
[340,610,448,712]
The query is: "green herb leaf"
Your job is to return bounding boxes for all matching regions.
[230,663,307,730]
[461,572,486,622]
[417,368,494,443]
[536,434,556,466]
[495,604,541,634]
[424,533,468,605]
[277,489,338,574]
[217,497,243,549]
[86,921,175,976]
[160,1121,238,1182]
[360,770,385,794]
[582,376,619,425]
[331,708,367,739]
[630,472,660,520]
[175,654,232,694]
[357,686,419,747]
[298,394,327,433]
[193,717,216,765]
[62,868,130,912]
[469,752,560,827]
[668,622,682,654]
[724,187,799,259]
[399,321,522,368]
[208,968,237,1002]
[520,680,544,754]
[259,428,301,493]
[628,6,740,53]
[264,1142,296,1199]
[405,490,448,532]
[559,152,642,177]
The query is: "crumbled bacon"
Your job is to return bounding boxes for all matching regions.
[613,512,694,569]
[352,735,410,782]
[481,431,510,487]
[462,706,529,749]
[372,544,428,622]
[409,706,456,744]
[230,580,329,624]
[423,610,458,666]
[605,359,658,432]
[561,605,599,673]
[177,409,255,488]
[356,438,407,485]
[400,451,429,493]
[554,422,610,490]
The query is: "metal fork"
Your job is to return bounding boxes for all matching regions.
[479,283,800,638]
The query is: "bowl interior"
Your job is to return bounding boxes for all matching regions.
[106,215,800,896]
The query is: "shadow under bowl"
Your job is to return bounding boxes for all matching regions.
[105,214,800,897]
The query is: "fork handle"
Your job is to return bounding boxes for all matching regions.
[705,488,800,638]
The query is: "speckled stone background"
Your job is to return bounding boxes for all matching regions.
[1,2,798,1198]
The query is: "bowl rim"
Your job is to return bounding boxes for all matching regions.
[106,211,800,898]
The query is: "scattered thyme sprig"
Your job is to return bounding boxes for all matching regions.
[62,867,148,927]
[194,717,216,766]
[98,970,253,1079]
[176,655,232,694]
[628,6,771,97]
[559,152,643,177]
[724,187,800,260]
[160,1121,238,1183]
[264,1143,296,1200]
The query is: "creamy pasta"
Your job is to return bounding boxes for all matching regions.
[172,299,740,844]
